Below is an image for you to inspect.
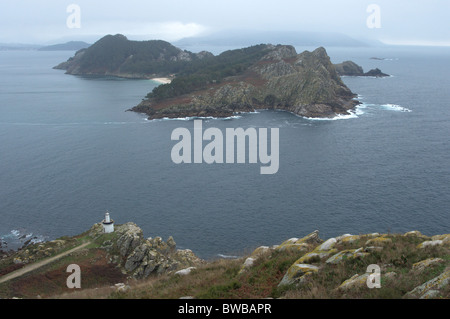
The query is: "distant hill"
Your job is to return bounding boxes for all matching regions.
[0,43,42,51]
[38,41,90,51]
[174,30,369,48]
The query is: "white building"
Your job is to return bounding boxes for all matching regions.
[102,211,114,233]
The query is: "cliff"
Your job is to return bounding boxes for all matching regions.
[1,224,448,299]
[132,46,360,119]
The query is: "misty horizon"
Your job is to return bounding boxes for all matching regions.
[0,0,449,47]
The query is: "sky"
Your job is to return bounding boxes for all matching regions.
[0,0,449,46]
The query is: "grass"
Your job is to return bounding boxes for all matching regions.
[100,233,449,300]
[1,232,448,299]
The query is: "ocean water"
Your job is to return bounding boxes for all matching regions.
[0,47,449,259]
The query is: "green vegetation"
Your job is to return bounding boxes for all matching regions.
[147,44,272,100]
[77,34,191,75]
[1,230,448,299]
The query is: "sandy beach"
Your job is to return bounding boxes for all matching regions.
[151,77,172,84]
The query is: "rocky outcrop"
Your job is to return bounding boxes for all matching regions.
[90,222,203,279]
[273,230,449,299]
[278,263,319,287]
[334,60,389,77]
[132,46,360,119]
[405,267,450,299]
[275,230,322,253]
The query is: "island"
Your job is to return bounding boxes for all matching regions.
[55,34,392,119]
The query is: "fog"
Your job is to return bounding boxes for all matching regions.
[0,0,448,46]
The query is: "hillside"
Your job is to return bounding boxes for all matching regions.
[132,46,360,119]
[53,34,213,78]
[0,223,448,299]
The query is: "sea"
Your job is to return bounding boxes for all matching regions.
[0,45,449,259]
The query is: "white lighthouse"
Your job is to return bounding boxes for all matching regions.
[102,211,114,233]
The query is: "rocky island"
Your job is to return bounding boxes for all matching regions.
[0,222,448,299]
[132,45,361,119]
[334,60,390,77]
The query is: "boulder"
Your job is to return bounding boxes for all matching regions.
[411,258,445,273]
[338,273,370,291]
[417,240,444,249]
[405,267,450,298]
[238,246,272,274]
[296,238,338,263]
[275,231,322,253]
[175,267,196,276]
[403,231,430,240]
[326,248,369,264]
[278,264,319,287]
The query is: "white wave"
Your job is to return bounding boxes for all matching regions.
[1,229,47,245]
[381,104,412,112]
[304,109,360,121]
[10,229,20,237]
[149,115,242,122]
[103,122,129,125]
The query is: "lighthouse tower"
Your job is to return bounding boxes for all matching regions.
[102,211,114,233]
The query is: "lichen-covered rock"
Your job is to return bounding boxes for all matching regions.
[326,248,369,264]
[403,231,430,240]
[100,223,202,279]
[431,234,450,241]
[412,258,445,273]
[405,267,450,298]
[364,246,384,253]
[296,238,338,264]
[337,235,361,244]
[365,236,392,246]
[275,231,322,253]
[238,246,272,274]
[278,264,319,287]
[417,239,446,249]
[116,223,144,257]
[338,273,369,291]
[318,238,337,251]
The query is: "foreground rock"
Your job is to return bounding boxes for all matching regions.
[405,267,450,299]
[89,222,203,279]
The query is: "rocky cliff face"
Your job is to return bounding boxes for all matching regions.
[89,222,203,279]
[132,46,360,119]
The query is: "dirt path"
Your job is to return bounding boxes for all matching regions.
[0,241,91,285]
